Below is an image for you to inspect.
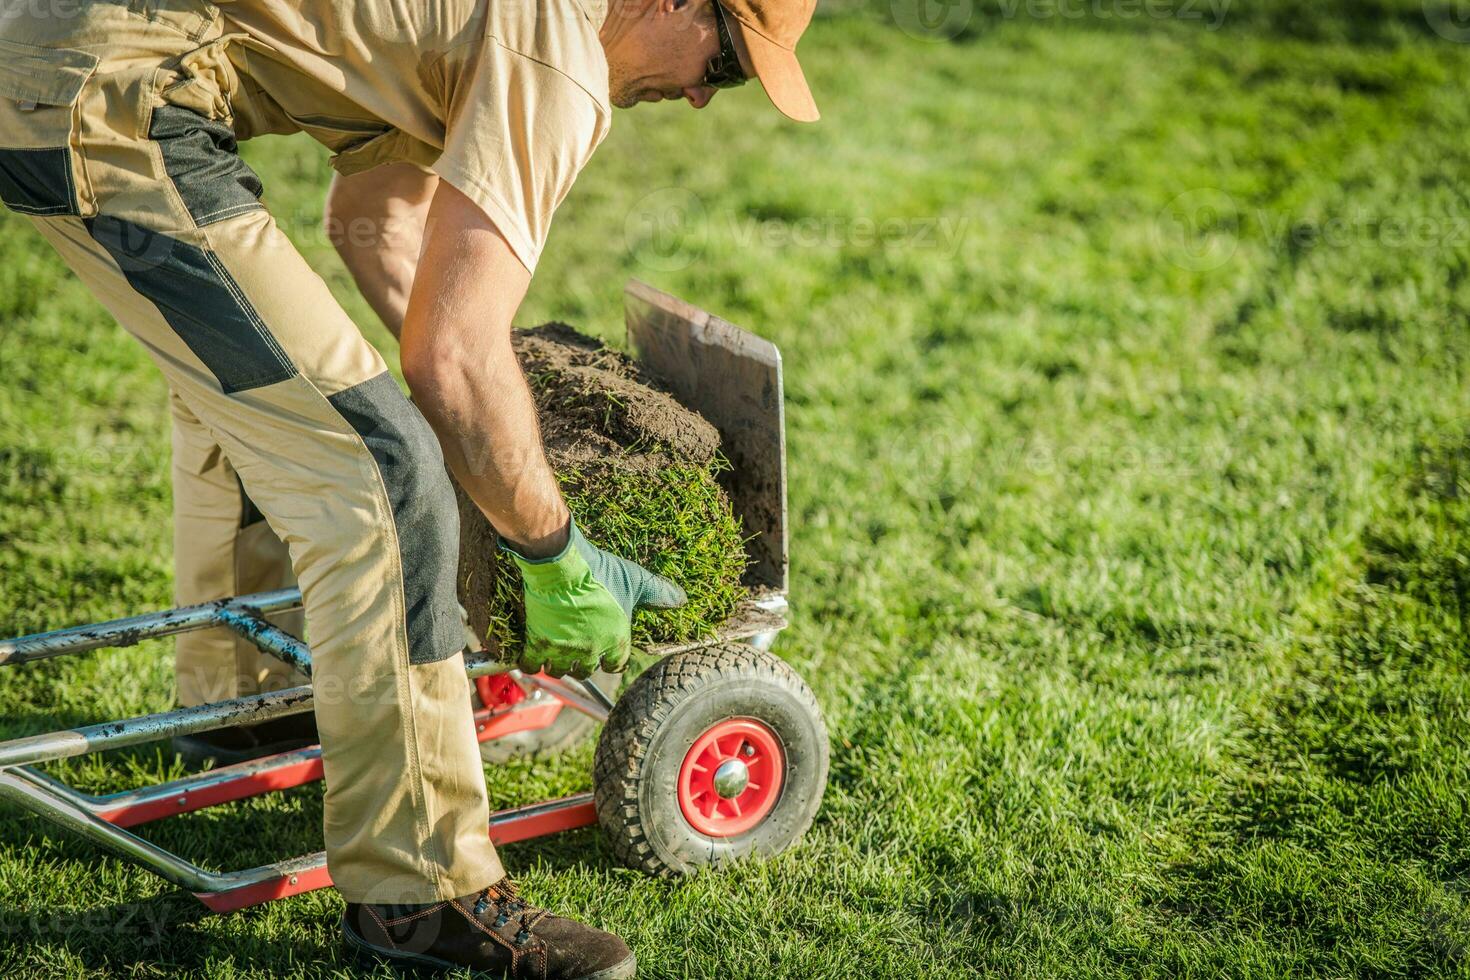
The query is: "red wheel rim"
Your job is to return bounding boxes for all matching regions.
[677,718,784,837]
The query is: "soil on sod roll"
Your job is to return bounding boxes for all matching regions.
[454,323,749,661]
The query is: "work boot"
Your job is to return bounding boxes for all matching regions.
[343,877,636,979]
[172,711,319,768]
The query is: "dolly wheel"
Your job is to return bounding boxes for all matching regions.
[593,644,828,877]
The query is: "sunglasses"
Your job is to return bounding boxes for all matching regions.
[703,1,748,89]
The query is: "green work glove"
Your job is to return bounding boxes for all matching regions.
[500,520,687,679]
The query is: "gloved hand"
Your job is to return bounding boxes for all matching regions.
[500,519,687,679]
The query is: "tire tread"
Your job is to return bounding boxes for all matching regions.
[593,644,824,877]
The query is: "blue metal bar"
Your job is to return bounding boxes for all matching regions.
[215,606,313,677]
[0,589,303,666]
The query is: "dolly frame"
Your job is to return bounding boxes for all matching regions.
[0,281,791,913]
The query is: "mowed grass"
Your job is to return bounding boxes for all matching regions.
[3,2,1470,976]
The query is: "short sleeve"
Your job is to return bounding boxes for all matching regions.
[432,39,607,273]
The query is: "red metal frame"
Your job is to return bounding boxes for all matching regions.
[196,864,336,912]
[474,694,562,743]
[0,283,797,919]
[194,795,600,913]
[94,683,566,830]
[78,676,600,912]
[473,673,565,743]
[104,754,325,828]
[477,672,526,710]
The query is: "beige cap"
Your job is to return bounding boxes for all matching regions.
[721,0,820,122]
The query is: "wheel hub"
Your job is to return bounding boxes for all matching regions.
[711,758,750,798]
[677,718,784,837]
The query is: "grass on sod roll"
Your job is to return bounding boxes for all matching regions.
[456,324,749,660]
[479,460,749,659]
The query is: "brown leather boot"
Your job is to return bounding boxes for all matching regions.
[343,878,635,979]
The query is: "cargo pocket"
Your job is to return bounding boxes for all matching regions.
[157,32,272,125]
[149,34,270,227]
[0,39,99,217]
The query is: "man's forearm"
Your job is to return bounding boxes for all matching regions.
[398,181,571,558]
[329,168,569,555]
[411,333,570,557]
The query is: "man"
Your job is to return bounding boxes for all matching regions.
[0,0,819,974]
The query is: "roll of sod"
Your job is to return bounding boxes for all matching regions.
[454,324,749,661]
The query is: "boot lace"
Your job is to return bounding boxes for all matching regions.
[470,879,548,946]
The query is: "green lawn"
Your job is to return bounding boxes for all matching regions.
[3,2,1470,976]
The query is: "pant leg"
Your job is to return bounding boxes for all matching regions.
[170,390,307,705]
[0,3,501,902]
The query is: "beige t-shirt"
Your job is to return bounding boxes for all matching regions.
[222,0,611,271]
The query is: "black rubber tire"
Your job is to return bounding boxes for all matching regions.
[476,670,617,764]
[593,644,828,877]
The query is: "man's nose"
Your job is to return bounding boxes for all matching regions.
[682,86,717,109]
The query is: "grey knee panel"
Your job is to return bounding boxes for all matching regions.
[328,373,464,665]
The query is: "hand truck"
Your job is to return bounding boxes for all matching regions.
[0,282,829,913]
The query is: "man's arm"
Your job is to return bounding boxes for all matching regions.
[332,171,686,677]
[324,164,438,339]
[398,180,570,557]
